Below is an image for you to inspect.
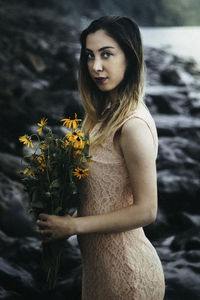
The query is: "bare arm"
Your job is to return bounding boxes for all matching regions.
[74,117,158,235]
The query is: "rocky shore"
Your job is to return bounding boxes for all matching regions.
[0,2,199,300]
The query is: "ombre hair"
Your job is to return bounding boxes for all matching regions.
[78,16,145,145]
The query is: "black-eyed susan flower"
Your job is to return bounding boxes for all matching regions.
[73,136,85,149]
[37,118,48,136]
[73,168,89,180]
[24,168,35,176]
[63,138,70,147]
[60,139,69,149]
[38,153,46,172]
[61,113,81,130]
[19,135,34,148]
[73,149,82,157]
[65,130,85,149]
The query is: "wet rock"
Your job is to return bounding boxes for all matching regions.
[0,229,82,299]
[157,169,199,214]
[160,67,185,86]
[155,234,200,300]
[143,47,200,299]
[0,153,26,180]
[154,114,200,138]
[164,257,200,300]
[0,172,34,237]
[170,228,200,252]
[0,3,80,156]
[0,257,35,290]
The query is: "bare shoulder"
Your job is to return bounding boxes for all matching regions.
[120,117,155,161]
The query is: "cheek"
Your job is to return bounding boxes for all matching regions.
[114,63,127,81]
[112,58,127,75]
[120,62,127,81]
[122,59,128,74]
[87,61,93,73]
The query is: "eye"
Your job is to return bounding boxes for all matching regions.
[86,52,94,60]
[102,52,112,58]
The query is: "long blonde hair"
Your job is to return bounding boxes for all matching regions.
[78,16,145,145]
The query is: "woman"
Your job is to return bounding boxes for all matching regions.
[36,16,165,299]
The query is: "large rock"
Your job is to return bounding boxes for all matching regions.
[0,2,82,155]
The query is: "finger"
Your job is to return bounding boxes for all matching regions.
[36,220,48,228]
[36,228,51,238]
[40,229,52,237]
[39,213,48,221]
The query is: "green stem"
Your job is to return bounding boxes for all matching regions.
[31,133,41,144]
[60,160,69,212]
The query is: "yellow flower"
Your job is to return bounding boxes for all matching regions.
[74,136,85,149]
[65,130,85,149]
[73,168,89,180]
[31,154,37,161]
[19,135,34,148]
[61,113,82,130]
[64,139,70,147]
[38,153,46,172]
[24,168,35,176]
[37,118,48,135]
[73,149,82,157]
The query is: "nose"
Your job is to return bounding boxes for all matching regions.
[92,57,103,72]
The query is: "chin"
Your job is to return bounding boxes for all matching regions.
[98,87,110,92]
[97,85,116,93]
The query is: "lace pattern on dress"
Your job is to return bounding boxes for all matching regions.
[77,104,165,300]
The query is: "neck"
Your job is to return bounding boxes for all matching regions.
[109,89,119,103]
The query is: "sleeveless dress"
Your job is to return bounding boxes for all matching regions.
[77,102,165,300]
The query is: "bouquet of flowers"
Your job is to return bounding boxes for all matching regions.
[19,114,90,288]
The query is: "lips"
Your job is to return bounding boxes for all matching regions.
[95,77,108,84]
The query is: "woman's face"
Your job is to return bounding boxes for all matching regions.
[85,29,127,95]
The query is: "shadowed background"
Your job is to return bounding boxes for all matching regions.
[0,0,199,299]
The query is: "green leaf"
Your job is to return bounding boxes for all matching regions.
[31,190,44,208]
[69,181,76,190]
[32,200,44,209]
[50,179,60,189]
[44,192,52,198]
[54,206,63,215]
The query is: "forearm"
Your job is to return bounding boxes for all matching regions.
[74,202,156,235]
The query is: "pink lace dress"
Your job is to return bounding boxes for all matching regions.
[77,103,165,300]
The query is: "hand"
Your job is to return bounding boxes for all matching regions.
[36,210,78,245]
